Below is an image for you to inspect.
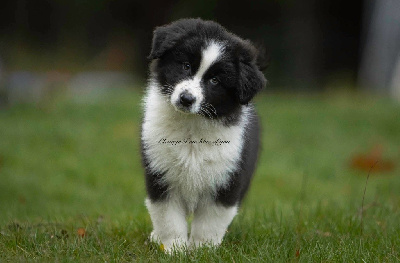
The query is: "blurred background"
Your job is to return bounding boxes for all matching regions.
[0,0,399,225]
[0,0,400,103]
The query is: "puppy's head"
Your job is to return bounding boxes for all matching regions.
[148,18,266,119]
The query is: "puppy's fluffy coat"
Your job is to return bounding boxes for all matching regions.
[141,18,266,252]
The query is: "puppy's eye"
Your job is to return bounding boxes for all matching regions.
[209,77,219,85]
[182,62,191,71]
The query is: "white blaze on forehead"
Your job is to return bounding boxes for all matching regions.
[170,41,224,114]
[195,41,224,79]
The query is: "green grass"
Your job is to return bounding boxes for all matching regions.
[0,89,399,262]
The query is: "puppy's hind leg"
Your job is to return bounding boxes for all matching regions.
[145,197,188,253]
[189,201,238,247]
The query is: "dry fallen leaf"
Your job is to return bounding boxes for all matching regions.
[77,228,86,238]
[350,145,395,173]
[18,196,26,204]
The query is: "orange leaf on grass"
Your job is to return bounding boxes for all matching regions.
[350,145,395,173]
[77,228,86,238]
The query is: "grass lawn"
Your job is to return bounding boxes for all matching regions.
[0,88,399,262]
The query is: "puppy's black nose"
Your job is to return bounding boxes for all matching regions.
[180,92,195,107]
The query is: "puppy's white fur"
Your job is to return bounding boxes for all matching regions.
[143,41,248,252]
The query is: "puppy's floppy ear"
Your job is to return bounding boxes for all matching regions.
[148,19,197,60]
[148,26,173,60]
[236,43,267,105]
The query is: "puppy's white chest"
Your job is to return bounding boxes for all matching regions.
[142,86,247,210]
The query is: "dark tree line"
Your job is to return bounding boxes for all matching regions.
[0,0,364,88]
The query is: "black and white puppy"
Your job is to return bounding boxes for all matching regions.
[141,18,266,252]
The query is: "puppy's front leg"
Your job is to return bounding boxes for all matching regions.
[189,202,238,247]
[145,198,188,253]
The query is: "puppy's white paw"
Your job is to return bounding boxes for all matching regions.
[149,231,187,254]
[161,239,187,254]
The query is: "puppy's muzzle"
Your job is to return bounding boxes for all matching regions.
[179,91,196,108]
